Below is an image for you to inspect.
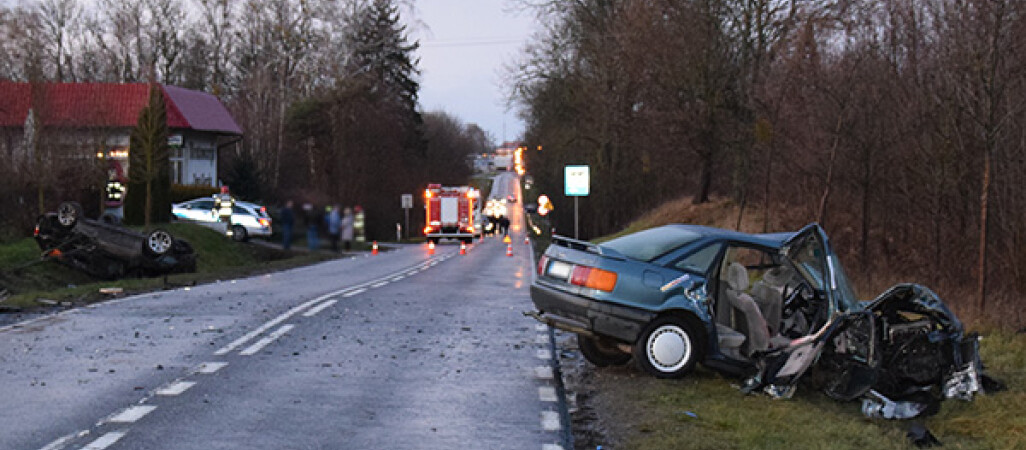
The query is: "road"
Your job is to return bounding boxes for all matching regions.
[0,173,568,450]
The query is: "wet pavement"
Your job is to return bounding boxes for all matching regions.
[0,174,569,450]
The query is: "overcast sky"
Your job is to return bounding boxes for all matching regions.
[411,0,537,145]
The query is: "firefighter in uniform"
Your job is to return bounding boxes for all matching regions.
[212,186,235,235]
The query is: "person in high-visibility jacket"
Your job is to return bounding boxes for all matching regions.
[212,186,235,225]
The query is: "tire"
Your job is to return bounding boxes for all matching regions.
[231,225,248,242]
[634,315,704,379]
[143,229,174,257]
[578,335,631,367]
[56,202,84,229]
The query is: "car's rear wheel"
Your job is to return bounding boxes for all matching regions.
[143,229,173,257]
[231,225,248,242]
[578,335,631,367]
[634,316,703,379]
[56,202,84,229]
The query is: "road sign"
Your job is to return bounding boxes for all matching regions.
[564,165,590,196]
[401,194,413,240]
[401,194,413,209]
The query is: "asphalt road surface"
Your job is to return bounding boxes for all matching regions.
[0,174,568,450]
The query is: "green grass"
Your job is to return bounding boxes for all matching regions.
[0,222,335,309]
[592,330,1026,449]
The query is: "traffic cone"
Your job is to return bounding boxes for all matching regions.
[524,237,530,245]
[460,242,466,255]
[428,241,435,255]
[506,243,513,257]
[372,241,378,255]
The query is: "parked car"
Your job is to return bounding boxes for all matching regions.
[529,223,996,414]
[34,202,196,279]
[172,197,272,242]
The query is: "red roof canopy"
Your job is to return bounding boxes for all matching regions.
[0,81,241,134]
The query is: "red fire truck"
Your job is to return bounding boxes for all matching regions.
[423,184,479,244]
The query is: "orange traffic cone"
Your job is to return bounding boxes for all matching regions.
[506,243,513,257]
[428,241,435,255]
[372,241,378,255]
[459,242,467,255]
[524,237,530,245]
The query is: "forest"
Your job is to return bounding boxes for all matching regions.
[0,0,491,240]
[513,0,1026,323]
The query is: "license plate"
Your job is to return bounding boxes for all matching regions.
[548,260,572,280]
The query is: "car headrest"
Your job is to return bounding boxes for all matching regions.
[726,262,749,292]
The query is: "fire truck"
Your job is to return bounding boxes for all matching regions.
[423,184,479,244]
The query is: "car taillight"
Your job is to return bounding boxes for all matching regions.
[537,255,549,275]
[570,266,618,292]
[424,226,433,234]
[33,225,39,237]
[259,218,270,227]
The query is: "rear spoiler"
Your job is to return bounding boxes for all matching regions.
[550,235,627,261]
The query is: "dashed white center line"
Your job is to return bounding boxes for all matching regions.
[371,281,388,288]
[406,270,418,276]
[196,362,228,374]
[539,386,558,402]
[155,381,196,396]
[536,349,552,360]
[107,405,157,424]
[541,411,561,431]
[214,297,322,355]
[303,299,338,317]
[342,288,366,298]
[39,430,87,450]
[391,276,405,282]
[240,324,295,356]
[81,431,126,450]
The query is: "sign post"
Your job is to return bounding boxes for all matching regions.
[564,165,590,239]
[401,194,413,240]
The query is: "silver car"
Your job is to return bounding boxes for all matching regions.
[172,198,272,242]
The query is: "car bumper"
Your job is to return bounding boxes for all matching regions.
[530,280,654,343]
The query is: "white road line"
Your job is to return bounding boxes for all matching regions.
[240,324,295,356]
[303,299,338,317]
[534,366,554,380]
[536,349,552,360]
[39,430,88,450]
[535,334,549,345]
[196,362,228,374]
[342,288,366,298]
[81,431,126,450]
[107,405,157,423]
[391,276,404,282]
[371,281,388,288]
[543,444,565,450]
[155,381,196,396]
[214,298,321,355]
[406,270,418,275]
[535,323,548,332]
[541,411,561,431]
[539,386,558,402]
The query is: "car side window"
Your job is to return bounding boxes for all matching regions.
[195,200,214,210]
[674,243,722,275]
[233,206,248,214]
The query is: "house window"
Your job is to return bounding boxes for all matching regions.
[192,148,214,161]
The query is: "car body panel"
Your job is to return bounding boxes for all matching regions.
[172,198,272,238]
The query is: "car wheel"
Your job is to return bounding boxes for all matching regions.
[634,315,703,379]
[231,225,248,242]
[56,202,84,229]
[578,335,631,367]
[143,229,174,256]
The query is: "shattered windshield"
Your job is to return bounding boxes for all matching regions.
[829,254,860,312]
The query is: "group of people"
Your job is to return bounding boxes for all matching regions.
[278,201,355,252]
[486,215,510,236]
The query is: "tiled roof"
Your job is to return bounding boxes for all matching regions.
[0,82,240,135]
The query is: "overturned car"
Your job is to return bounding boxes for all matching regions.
[529,223,997,416]
[34,202,196,279]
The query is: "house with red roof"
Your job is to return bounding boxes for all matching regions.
[0,82,242,205]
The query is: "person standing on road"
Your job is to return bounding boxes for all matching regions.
[341,207,355,251]
[302,203,320,251]
[326,205,341,252]
[280,200,295,250]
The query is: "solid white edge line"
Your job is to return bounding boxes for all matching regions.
[542,444,565,450]
[81,431,127,450]
[342,288,366,298]
[196,362,228,374]
[107,405,157,424]
[303,299,338,317]
[155,380,196,396]
[534,366,554,380]
[240,324,295,356]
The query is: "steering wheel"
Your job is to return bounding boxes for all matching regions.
[782,281,810,312]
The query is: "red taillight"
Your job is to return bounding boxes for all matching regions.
[537,255,549,275]
[33,225,40,237]
[570,265,618,292]
[424,226,433,234]
[259,218,270,227]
